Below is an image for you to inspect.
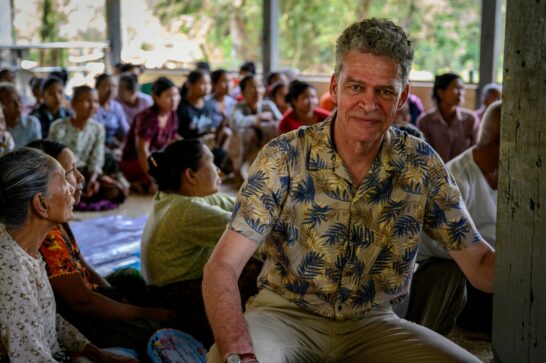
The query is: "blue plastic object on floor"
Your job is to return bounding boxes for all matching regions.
[71,215,148,275]
[148,329,207,363]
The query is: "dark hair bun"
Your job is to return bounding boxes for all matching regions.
[146,139,205,192]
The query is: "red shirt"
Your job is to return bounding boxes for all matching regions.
[39,223,97,290]
[278,108,330,135]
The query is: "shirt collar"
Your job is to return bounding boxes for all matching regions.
[307,113,405,178]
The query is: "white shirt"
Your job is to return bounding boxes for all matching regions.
[418,148,497,260]
[0,225,89,362]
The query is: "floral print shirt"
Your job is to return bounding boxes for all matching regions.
[0,225,89,362]
[39,224,96,290]
[48,117,105,175]
[229,115,481,320]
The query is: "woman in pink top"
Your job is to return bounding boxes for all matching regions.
[121,77,181,193]
[416,73,480,162]
[278,80,330,135]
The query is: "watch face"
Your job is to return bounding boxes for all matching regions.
[226,354,241,363]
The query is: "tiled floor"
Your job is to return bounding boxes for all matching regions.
[73,183,493,362]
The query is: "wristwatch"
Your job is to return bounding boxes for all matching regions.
[225,352,258,363]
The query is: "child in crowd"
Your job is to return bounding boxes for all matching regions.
[116,73,153,126]
[0,107,15,155]
[49,86,127,210]
[94,73,129,154]
[177,69,218,140]
[28,76,44,113]
[227,74,282,181]
[121,77,181,194]
[268,81,290,115]
[31,76,71,138]
[278,80,330,134]
[0,82,41,148]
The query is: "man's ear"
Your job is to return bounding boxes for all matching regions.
[32,193,48,219]
[329,73,338,107]
[397,84,410,111]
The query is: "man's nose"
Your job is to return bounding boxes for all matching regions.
[358,89,378,113]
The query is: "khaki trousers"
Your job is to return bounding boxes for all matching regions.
[207,289,480,363]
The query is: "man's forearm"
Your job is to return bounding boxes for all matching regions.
[477,249,495,293]
[203,260,254,360]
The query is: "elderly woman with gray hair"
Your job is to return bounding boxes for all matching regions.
[0,148,135,362]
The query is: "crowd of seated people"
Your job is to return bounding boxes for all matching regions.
[0,57,503,361]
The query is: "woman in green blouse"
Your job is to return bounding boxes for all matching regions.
[141,139,262,348]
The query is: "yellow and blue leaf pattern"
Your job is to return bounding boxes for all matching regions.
[229,116,481,320]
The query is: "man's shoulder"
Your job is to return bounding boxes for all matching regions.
[388,126,435,156]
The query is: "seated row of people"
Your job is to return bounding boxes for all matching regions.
[0,136,264,360]
[0,147,141,362]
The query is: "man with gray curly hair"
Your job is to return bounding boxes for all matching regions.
[203,18,493,363]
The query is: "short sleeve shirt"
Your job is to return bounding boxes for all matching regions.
[122,107,178,161]
[39,224,96,290]
[229,115,481,320]
[416,107,480,162]
[7,115,42,148]
[94,99,129,146]
[48,117,105,174]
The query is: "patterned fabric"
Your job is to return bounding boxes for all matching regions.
[30,103,71,138]
[7,115,42,148]
[278,108,330,135]
[229,115,481,320]
[48,117,105,174]
[147,329,206,363]
[0,131,14,155]
[122,107,178,162]
[39,224,97,290]
[95,99,130,147]
[416,107,480,162]
[0,225,89,362]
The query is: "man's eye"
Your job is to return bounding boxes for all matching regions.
[378,89,396,98]
[350,84,361,92]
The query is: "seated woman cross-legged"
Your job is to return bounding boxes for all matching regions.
[226,75,282,182]
[140,139,262,348]
[26,139,174,361]
[48,86,129,211]
[121,77,181,194]
[0,148,134,363]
